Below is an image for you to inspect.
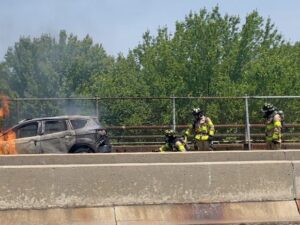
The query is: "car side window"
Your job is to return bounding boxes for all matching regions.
[70,119,87,129]
[16,122,38,138]
[44,120,67,134]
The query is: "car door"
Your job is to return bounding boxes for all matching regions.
[14,121,41,154]
[40,119,76,153]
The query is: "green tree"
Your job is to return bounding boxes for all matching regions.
[3,31,113,119]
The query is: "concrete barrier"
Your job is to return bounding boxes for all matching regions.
[113,143,300,152]
[0,207,116,225]
[0,150,296,165]
[2,201,300,225]
[291,161,300,199]
[285,150,300,161]
[114,201,300,225]
[0,161,294,210]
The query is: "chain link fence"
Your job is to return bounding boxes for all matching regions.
[2,96,300,148]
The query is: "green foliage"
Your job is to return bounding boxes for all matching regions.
[3,30,112,98]
[83,6,300,126]
[2,7,300,129]
[1,31,112,122]
[0,63,14,96]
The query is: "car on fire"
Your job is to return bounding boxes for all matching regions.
[0,115,111,154]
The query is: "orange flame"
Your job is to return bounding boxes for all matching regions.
[0,131,17,155]
[0,95,17,155]
[0,95,9,118]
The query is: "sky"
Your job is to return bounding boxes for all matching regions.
[0,0,299,61]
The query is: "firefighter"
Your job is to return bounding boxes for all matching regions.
[184,108,215,151]
[159,129,188,152]
[97,129,112,153]
[261,103,282,150]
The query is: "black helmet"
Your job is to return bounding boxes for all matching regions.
[261,103,276,117]
[192,107,203,116]
[164,129,176,137]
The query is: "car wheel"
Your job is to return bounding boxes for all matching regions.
[73,147,91,153]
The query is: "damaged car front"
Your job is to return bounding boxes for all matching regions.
[69,116,112,153]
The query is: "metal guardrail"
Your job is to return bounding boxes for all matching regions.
[4,96,300,150]
[107,123,300,147]
[106,124,300,129]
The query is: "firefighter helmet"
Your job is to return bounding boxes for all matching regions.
[261,103,276,117]
[192,107,203,116]
[261,103,276,113]
[164,129,176,137]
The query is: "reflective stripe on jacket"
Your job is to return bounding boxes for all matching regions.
[185,116,215,141]
[265,113,282,142]
[159,138,187,152]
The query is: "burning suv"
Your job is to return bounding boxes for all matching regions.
[0,115,111,154]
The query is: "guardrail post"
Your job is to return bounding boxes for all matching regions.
[172,97,176,131]
[245,95,251,150]
[95,97,99,118]
[16,98,20,123]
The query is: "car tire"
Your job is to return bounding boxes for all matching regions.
[73,147,92,153]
